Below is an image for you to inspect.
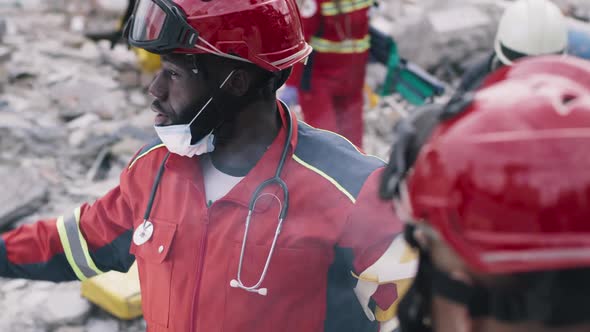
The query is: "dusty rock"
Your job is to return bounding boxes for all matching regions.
[66,113,100,130]
[0,16,6,42]
[86,317,120,332]
[111,136,145,159]
[128,89,148,107]
[1,279,28,292]
[0,46,11,62]
[38,282,92,326]
[371,0,506,81]
[54,326,85,332]
[0,165,48,227]
[118,70,141,88]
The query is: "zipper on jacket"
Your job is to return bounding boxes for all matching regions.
[189,205,212,332]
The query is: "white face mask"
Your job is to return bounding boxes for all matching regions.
[153,70,235,157]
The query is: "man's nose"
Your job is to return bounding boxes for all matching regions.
[148,71,167,100]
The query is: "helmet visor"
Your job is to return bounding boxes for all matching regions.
[130,0,166,42]
[126,0,198,54]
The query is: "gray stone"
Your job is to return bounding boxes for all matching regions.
[0,320,46,332]
[86,318,120,332]
[20,287,50,309]
[1,279,28,292]
[128,90,148,107]
[110,137,145,159]
[39,282,91,326]
[119,319,147,332]
[49,77,122,120]
[0,17,6,43]
[66,113,100,130]
[86,147,111,182]
[0,165,48,227]
[0,46,12,63]
[371,0,504,75]
[117,70,141,88]
[427,6,491,34]
[102,44,139,72]
[95,0,127,13]
[54,326,85,332]
[0,109,33,129]
[67,177,119,199]
[127,110,156,132]
[68,128,89,148]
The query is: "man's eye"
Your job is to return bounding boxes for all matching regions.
[167,70,179,78]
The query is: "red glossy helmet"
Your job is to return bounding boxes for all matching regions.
[401,56,590,274]
[126,0,312,72]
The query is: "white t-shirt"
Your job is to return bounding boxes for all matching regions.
[199,154,245,205]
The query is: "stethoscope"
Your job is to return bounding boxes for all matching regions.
[132,104,292,297]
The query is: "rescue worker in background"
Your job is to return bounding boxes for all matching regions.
[457,0,568,94]
[380,55,590,332]
[0,0,413,331]
[286,0,373,148]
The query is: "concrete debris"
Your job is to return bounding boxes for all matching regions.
[1,278,28,292]
[86,318,120,332]
[86,147,112,182]
[370,0,505,82]
[54,326,85,332]
[0,4,149,329]
[0,165,48,228]
[38,282,91,326]
[0,16,6,42]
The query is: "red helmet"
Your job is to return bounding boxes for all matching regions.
[126,0,311,72]
[400,56,590,274]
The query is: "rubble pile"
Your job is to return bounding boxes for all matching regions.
[0,2,151,330]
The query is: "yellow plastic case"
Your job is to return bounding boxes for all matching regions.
[81,262,143,320]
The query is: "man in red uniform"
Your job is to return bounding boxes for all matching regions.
[0,0,412,331]
[380,55,590,332]
[288,0,373,147]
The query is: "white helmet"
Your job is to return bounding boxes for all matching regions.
[494,0,568,65]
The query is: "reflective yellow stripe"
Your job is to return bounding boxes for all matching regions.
[56,208,104,281]
[128,143,166,169]
[56,215,86,280]
[74,207,103,276]
[321,0,373,16]
[310,35,370,54]
[293,154,356,203]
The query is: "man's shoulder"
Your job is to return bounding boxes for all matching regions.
[127,137,166,170]
[293,121,385,202]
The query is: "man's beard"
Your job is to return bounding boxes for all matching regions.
[184,89,251,145]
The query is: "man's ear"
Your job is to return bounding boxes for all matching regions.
[225,68,251,97]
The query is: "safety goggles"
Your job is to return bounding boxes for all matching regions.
[499,42,567,64]
[124,0,198,54]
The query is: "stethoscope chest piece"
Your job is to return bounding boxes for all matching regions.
[133,220,154,246]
